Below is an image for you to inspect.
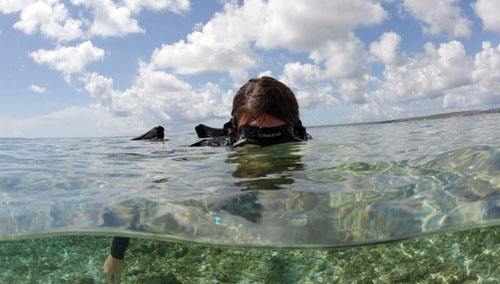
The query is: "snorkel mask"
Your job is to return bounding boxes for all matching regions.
[231,124,303,147]
[191,119,308,147]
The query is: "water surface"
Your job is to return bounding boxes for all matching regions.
[2,111,500,283]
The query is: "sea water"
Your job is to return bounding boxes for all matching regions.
[1,111,500,283]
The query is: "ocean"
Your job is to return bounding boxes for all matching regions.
[1,110,500,283]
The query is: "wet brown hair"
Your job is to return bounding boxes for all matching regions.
[231,76,300,131]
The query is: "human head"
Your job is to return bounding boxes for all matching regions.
[231,76,300,131]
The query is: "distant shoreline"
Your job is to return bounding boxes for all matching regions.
[313,107,500,128]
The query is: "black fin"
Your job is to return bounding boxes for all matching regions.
[131,126,164,140]
[195,124,225,138]
[195,119,233,138]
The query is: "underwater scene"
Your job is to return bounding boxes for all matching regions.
[1,109,500,283]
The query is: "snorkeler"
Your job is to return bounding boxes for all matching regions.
[103,76,308,284]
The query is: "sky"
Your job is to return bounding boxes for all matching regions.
[0,0,499,138]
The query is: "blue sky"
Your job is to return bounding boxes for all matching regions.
[1,0,499,138]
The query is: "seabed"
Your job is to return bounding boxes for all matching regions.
[1,226,500,283]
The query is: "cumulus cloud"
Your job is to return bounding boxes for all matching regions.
[14,0,389,130]
[368,40,500,111]
[296,86,339,110]
[19,0,495,129]
[69,0,189,38]
[123,0,190,14]
[254,0,387,50]
[79,64,233,128]
[311,34,370,81]
[279,63,341,107]
[12,0,83,42]
[369,32,407,66]
[298,33,378,104]
[279,39,375,105]
[472,0,500,32]
[280,62,323,89]
[29,84,47,93]
[443,42,500,108]
[472,42,500,83]
[375,41,473,102]
[402,0,472,38]
[277,30,381,105]
[54,0,386,121]
[150,0,385,80]
[337,75,378,104]
[2,0,190,41]
[30,41,105,82]
[150,0,261,80]
[70,0,144,37]
[0,0,36,14]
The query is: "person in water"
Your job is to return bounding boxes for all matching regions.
[102,76,308,284]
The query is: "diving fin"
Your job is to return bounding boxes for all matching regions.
[195,124,225,138]
[131,126,165,140]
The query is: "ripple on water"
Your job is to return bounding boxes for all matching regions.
[1,113,500,249]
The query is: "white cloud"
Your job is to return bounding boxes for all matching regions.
[472,0,500,32]
[3,0,190,41]
[402,0,472,38]
[150,0,385,78]
[73,0,145,37]
[306,34,378,104]
[353,101,406,122]
[279,34,380,105]
[369,32,407,66]
[338,75,378,104]
[375,41,473,103]
[255,0,387,50]
[0,0,36,14]
[145,0,387,111]
[443,42,500,108]
[123,0,190,14]
[69,0,190,38]
[296,86,339,110]
[81,72,123,113]
[0,106,145,138]
[279,63,341,108]
[29,84,47,93]
[30,41,105,82]
[312,34,369,80]
[278,32,389,105]
[472,42,500,83]
[280,62,323,89]
[368,40,500,111]
[12,0,83,42]
[79,64,233,128]
[150,0,261,80]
